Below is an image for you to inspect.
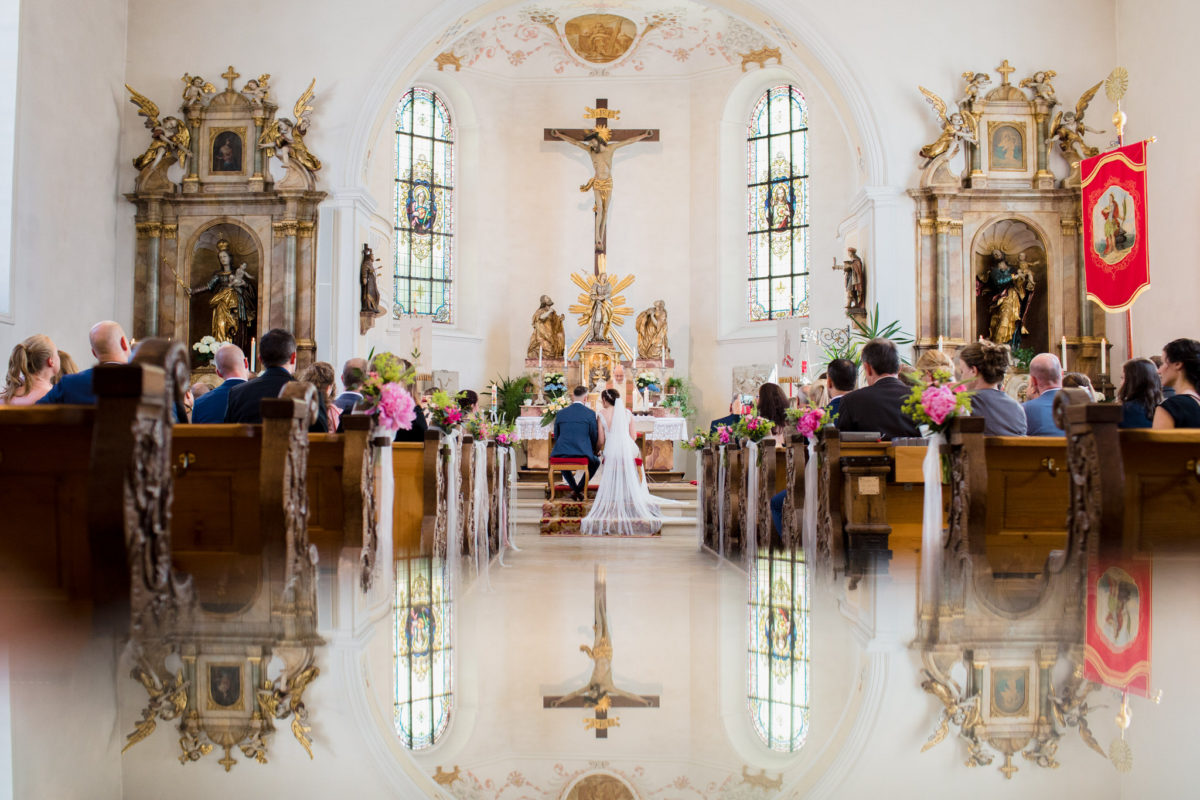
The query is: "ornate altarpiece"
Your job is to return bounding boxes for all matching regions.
[910,62,1109,382]
[126,67,325,368]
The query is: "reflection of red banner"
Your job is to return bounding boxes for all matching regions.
[1080,141,1151,312]
[1084,556,1152,696]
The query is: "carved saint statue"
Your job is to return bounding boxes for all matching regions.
[634,300,670,360]
[259,79,322,189]
[360,244,386,333]
[1047,81,1104,165]
[527,295,565,359]
[549,126,653,252]
[832,247,866,312]
[918,86,978,167]
[586,273,615,342]
[976,248,1036,349]
[189,240,257,348]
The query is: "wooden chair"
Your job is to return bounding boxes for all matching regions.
[548,457,591,501]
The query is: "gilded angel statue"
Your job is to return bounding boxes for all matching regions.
[241,73,271,108]
[958,71,992,113]
[180,73,216,107]
[1047,80,1105,164]
[126,84,190,191]
[259,79,322,189]
[918,86,978,166]
[1020,69,1058,106]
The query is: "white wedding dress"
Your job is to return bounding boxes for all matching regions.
[581,400,665,536]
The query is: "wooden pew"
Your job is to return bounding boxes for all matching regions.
[1056,388,1200,554]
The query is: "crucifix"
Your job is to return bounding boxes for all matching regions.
[542,564,659,739]
[221,65,240,92]
[545,99,659,272]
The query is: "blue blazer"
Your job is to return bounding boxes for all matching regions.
[551,401,598,459]
[1022,387,1064,436]
[192,378,246,424]
[38,368,96,405]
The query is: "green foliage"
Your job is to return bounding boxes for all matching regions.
[492,375,532,426]
[1011,346,1035,371]
[822,304,914,368]
[660,377,697,419]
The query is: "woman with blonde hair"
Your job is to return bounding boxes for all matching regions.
[915,349,956,382]
[56,350,80,380]
[1,334,58,406]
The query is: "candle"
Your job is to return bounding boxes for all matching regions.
[1061,336,1068,369]
[250,338,256,371]
[1101,337,1108,373]
[538,346,543,372]
[937,336,944,353]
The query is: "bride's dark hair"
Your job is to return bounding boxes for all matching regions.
[601,388,620,406]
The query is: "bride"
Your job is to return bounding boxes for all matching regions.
[581,388,665,536]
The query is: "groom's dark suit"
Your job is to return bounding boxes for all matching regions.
[551,400,599,496]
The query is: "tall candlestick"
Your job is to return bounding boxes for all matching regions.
[538,346,543,372]
[1061,336,1068,369]
[1101,337,1108,373]
[937,336,944,353]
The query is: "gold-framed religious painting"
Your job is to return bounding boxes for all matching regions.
[988,122,1026,171]
[209,127,247,175]
[206,662,245,710]
[563,14,638,63]
[989,665,1030,718]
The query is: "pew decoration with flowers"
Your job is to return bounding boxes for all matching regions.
[427,389,466,433]
[357,352,418,432]
[733,410,775,444]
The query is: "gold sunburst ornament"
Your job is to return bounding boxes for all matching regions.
[567,268,635,359]
[1106,67,1130,140]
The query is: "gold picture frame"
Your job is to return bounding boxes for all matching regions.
[988,122,1027,172]
[206,662,245,711]
[989,666,1030,718]
[208,127,247,176]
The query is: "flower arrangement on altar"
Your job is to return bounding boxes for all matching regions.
[540,395,569,427]
[902,369,973,433]
[427,389,466,432]
[787,400,831,439]
[681,431,711,451]
[358,352,418,431]
[733,409,775,443]
[191,335,230,366]
[542,371,566,399]
[635,371,660,392]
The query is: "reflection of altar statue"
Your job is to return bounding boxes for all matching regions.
[635,300,669,360]
[527,295,565,359]
[188,240,256,347]
[976,249,1035,349]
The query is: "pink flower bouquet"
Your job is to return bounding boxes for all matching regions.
[902,370,973,433]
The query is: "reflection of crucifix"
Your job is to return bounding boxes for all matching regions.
[542,565,659,739]
[545,99,659,270]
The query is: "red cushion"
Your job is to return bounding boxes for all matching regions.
[634,458,643,466]
[550,457,590,466]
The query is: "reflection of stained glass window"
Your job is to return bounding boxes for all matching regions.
[395,88,454,323]
[394,556,452,749]
[747,547,809,752]
[747,85,809,321]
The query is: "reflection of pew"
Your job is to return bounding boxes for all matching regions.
[1056,388,1200,553]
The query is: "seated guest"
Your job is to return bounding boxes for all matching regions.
[1153,338,1200,429]
[57,350,80,379]
[192,344,249,423]
[835,338,920,440]
[1062,371,1097,401]
[390,358,429,443]
[457,389,479,414]
[300,361,339,432]
[1148,355,1175,398]
[39,320,132,405]
[957,340,1026,435]
[825,358,857,417]
[1022,353,1066,436]
[709,393,744,433]
[805,381,829,410]
[1,334,59,406]
[757,381,788,431]
[915,349,955,382]
[898,363,921,387]
[224,329,327,432]
[334,357,368,416]
[1117,358,1162,429]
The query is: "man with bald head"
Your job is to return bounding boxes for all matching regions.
[191,344,250,423]
[39,320,132,404]
[1022,352,1065,436]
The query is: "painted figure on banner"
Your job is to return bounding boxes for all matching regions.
[550,125,654,252]
[1093,187,1134,262]
[527,295,566,359]
[634,300,669,360]
[1098,566,1139,649]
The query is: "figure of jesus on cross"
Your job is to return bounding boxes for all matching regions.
[546,99,658,259]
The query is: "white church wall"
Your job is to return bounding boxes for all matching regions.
[1,0,128,362]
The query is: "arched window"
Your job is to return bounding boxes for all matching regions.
[394,556,453,749]
[394,88,454,323]
[748,547,810,751]
[747,85,809,321]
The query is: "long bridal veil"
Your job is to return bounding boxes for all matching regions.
[580,396,665,536]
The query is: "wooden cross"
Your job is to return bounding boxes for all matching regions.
[996,59,1015,86]
[545,99,659,272]
[222,65,240,92]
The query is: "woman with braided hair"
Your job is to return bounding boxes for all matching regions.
[956,339,1026,435]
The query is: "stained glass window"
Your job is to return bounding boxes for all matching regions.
[747,85,809,321]
[395,88,454,323]
[748,547,810,752]
[394,556,453,749]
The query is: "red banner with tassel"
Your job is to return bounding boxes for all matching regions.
[1080,140,1151,312]
[1084,555,1152,696]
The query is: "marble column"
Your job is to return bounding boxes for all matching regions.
[935,218,951,338]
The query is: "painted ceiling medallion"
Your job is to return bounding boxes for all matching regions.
[563,14,638,63]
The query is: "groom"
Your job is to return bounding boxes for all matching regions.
[551,385,600,501]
